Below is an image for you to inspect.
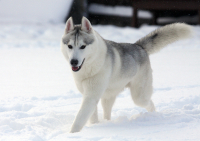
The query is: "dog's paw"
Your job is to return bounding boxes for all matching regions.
[69,128,80,133]
[69,130,79,133]
[69,124,82,133]
[90,120,99,124]
[146,100,156,112]
[89,116,99,124]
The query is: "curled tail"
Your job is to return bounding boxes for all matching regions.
[136,23,193,54]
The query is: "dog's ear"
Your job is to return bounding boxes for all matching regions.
[65,17,74,33]
[81,17,92,33]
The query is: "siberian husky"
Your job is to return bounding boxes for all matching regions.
[61,17,192,133]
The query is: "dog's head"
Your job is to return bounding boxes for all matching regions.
[61,17,95,72]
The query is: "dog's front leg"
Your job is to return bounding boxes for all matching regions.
[69,96,100,133]
[69,74,108,133]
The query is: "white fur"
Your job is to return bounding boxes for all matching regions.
[61,18,192,133]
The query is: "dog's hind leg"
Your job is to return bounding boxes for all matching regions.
[89,106,98,124]
[101,95,117,120]
[129,68,155,112]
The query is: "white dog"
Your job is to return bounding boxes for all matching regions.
[61,17,192,133]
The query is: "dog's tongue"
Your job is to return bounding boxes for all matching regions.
[72,67,79,71]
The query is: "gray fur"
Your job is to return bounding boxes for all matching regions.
[103,23,192,78]
[62,25,94,46]
[104,39,148,77]
[105,40,115,70]
[136,23,192,54]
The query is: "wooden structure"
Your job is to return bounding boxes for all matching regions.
[88,0,200,27]
[132,0,200,27]
[88,0,135,26]
[88,0,132,6]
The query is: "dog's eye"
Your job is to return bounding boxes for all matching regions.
[68,45,73,49]
[80,45,86,49]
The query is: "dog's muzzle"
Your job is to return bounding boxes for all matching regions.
[71,59,85,72]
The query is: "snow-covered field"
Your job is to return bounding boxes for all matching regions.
[0,23,200,141]
[0,0,72,23]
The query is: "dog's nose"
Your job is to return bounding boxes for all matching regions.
[70,59,78,66]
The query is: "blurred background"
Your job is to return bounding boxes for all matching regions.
[69,0,200,27]
[0,0,199,27]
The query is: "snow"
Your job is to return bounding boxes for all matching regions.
[0,23,200,141]
[0,0,73,24]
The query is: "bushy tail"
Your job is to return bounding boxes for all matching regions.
[136,23,193,54]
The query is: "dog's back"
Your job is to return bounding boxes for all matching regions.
[104,39,149,78]
[102,23,193,81]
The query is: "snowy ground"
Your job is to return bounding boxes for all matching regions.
[0,23,200,141]
[0,0,72,23]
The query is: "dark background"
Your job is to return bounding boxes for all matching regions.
[66,0,199,27]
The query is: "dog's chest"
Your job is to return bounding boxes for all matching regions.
[73,76,84,94]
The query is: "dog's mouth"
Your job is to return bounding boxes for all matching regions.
[72,59,85,72]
